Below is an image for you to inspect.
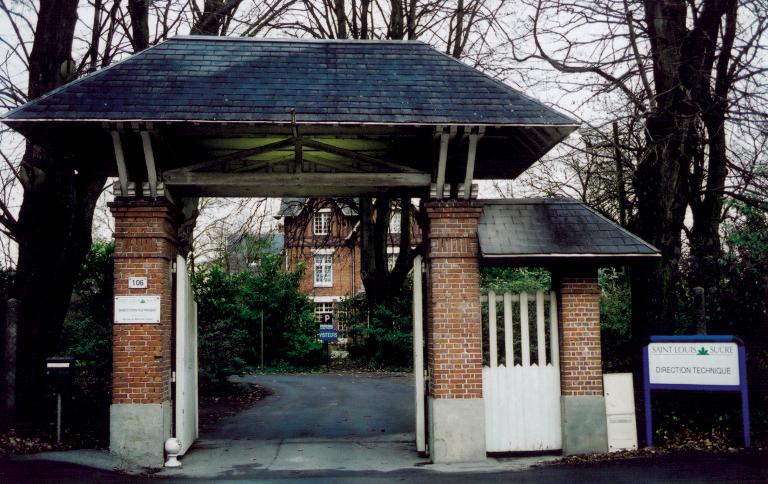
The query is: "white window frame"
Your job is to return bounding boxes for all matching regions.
[387,247,400,271]
[314,302,334,323]
[314,209,331,235]
[389,210,401,234]
[314,253,333,287]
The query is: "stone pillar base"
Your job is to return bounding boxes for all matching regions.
[428,397,486,462]
[561,395,608,455]
[110,402,172,468]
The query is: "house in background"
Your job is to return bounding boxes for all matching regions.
[276,198,420,339]
[224,231,285,273]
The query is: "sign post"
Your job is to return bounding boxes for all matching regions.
[643,335,750,447]
[318,313,337,370]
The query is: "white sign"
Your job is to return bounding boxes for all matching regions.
[128,277,148,289]
[648,342,740,386]
[114,296,161,324]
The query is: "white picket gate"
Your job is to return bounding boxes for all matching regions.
[175,255,198,455]
[482,290,562,452]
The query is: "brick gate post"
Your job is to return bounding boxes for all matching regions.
[424,200,485,462]
[556,268,609,455]
[109,199,179,468]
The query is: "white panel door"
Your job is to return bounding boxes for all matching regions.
[175,255,198,455]
[482,290,562,452]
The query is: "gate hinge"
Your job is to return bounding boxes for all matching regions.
[171,371,176,383]
[171,262,177,273]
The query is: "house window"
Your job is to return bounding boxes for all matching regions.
[389,210,401,234]
[314,254,333,287]
[387,247,400,271]
[315,302,334,323]
[314,209,331,235]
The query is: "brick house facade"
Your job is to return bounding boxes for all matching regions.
[277,198,420,338]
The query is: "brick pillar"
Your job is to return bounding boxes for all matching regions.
[109,199,179,468]
[556,269,608,455]
[424,200,485,462]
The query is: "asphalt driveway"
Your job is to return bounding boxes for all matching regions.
[3,372,767,482]
[156,372,430,478]
[210,373,415,440]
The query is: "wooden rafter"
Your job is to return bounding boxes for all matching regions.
[162,171,432,197]
[300,138,422,174]
[180,137,296,172]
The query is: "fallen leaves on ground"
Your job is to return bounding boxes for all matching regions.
[0,433,68,457]
[198,382,271,430]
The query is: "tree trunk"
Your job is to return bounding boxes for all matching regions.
[14,163,106,427]
[127,0,150,51]
[335,0,347,38]
[358,197,416,308]
[389,0,404,39]
[10,0,88,429]
[630,0,695,341]
[687,1,736,293]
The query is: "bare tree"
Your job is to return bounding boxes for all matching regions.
[502,0,768,337]
[0,0,299,429]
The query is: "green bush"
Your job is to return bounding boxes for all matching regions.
[58,241,114,443]
[344,278,413,368]
[598,268,633,372]
[192,254,322,383]
[480,267,550,293]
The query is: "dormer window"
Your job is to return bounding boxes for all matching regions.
[389,210,401,234]
[314,209,331,235]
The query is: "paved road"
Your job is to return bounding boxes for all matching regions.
[3,372,767,482]
[211,373,415,440]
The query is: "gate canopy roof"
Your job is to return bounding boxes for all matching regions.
[2,37,578,197]
[478,199,659,265]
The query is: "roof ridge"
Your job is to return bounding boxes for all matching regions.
[170,35,427,45]
[479,197,580,205]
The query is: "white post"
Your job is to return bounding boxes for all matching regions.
[536,291,547,367]
[56,393,61,443]
[520,292,530,367]
[503,292,514,366]
[549,291,560,369]
[110,130,129,196]
[412,255,426,454]
[488,290,497,368]
[435,131,449,199]
[140,131,158,197]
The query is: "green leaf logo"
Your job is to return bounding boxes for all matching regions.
[697,347,709,356]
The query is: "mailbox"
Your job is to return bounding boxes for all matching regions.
[46,356,76,389]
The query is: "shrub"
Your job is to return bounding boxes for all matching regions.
[344,278,413,368]
[192,254,322,383]
[58,241,114,443]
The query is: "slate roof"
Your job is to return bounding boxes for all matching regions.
[276,198,358,218]
[478,199,659,262]
[3,36,576,126]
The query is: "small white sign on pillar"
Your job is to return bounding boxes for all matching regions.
[114,295,161,324]
[128,277,148,289]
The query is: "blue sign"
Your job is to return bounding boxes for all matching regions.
[643,335,750,447]
[319,317,338,343]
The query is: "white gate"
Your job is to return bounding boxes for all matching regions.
[412,255,426,454]
[482,290,562,452]
[175,255,198,455]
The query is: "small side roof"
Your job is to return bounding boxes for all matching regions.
[478,199,659,264]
